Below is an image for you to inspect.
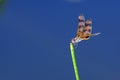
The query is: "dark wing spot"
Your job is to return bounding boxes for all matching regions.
[79,19,84,22]
[85,36,90,38]
[85,24,92,26]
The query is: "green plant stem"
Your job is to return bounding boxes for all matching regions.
[70,43,80,80]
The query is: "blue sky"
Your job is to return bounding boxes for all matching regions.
[0,0,120,80]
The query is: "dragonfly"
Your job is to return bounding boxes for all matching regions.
[71,14,100,46]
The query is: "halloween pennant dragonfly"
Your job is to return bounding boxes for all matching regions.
[71,14,100,45]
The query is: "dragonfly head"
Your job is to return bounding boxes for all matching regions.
[71,38,76,44]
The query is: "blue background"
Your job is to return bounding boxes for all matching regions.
[0,0,120,80]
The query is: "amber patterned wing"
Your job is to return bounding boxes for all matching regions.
[84,19,92,33]
[82,19,92,40]
[76,15,85,38]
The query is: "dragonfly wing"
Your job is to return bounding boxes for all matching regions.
[76,15,85,38]
[81,19,92,40]
[84,19,92,33]
[77,15,85,33]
